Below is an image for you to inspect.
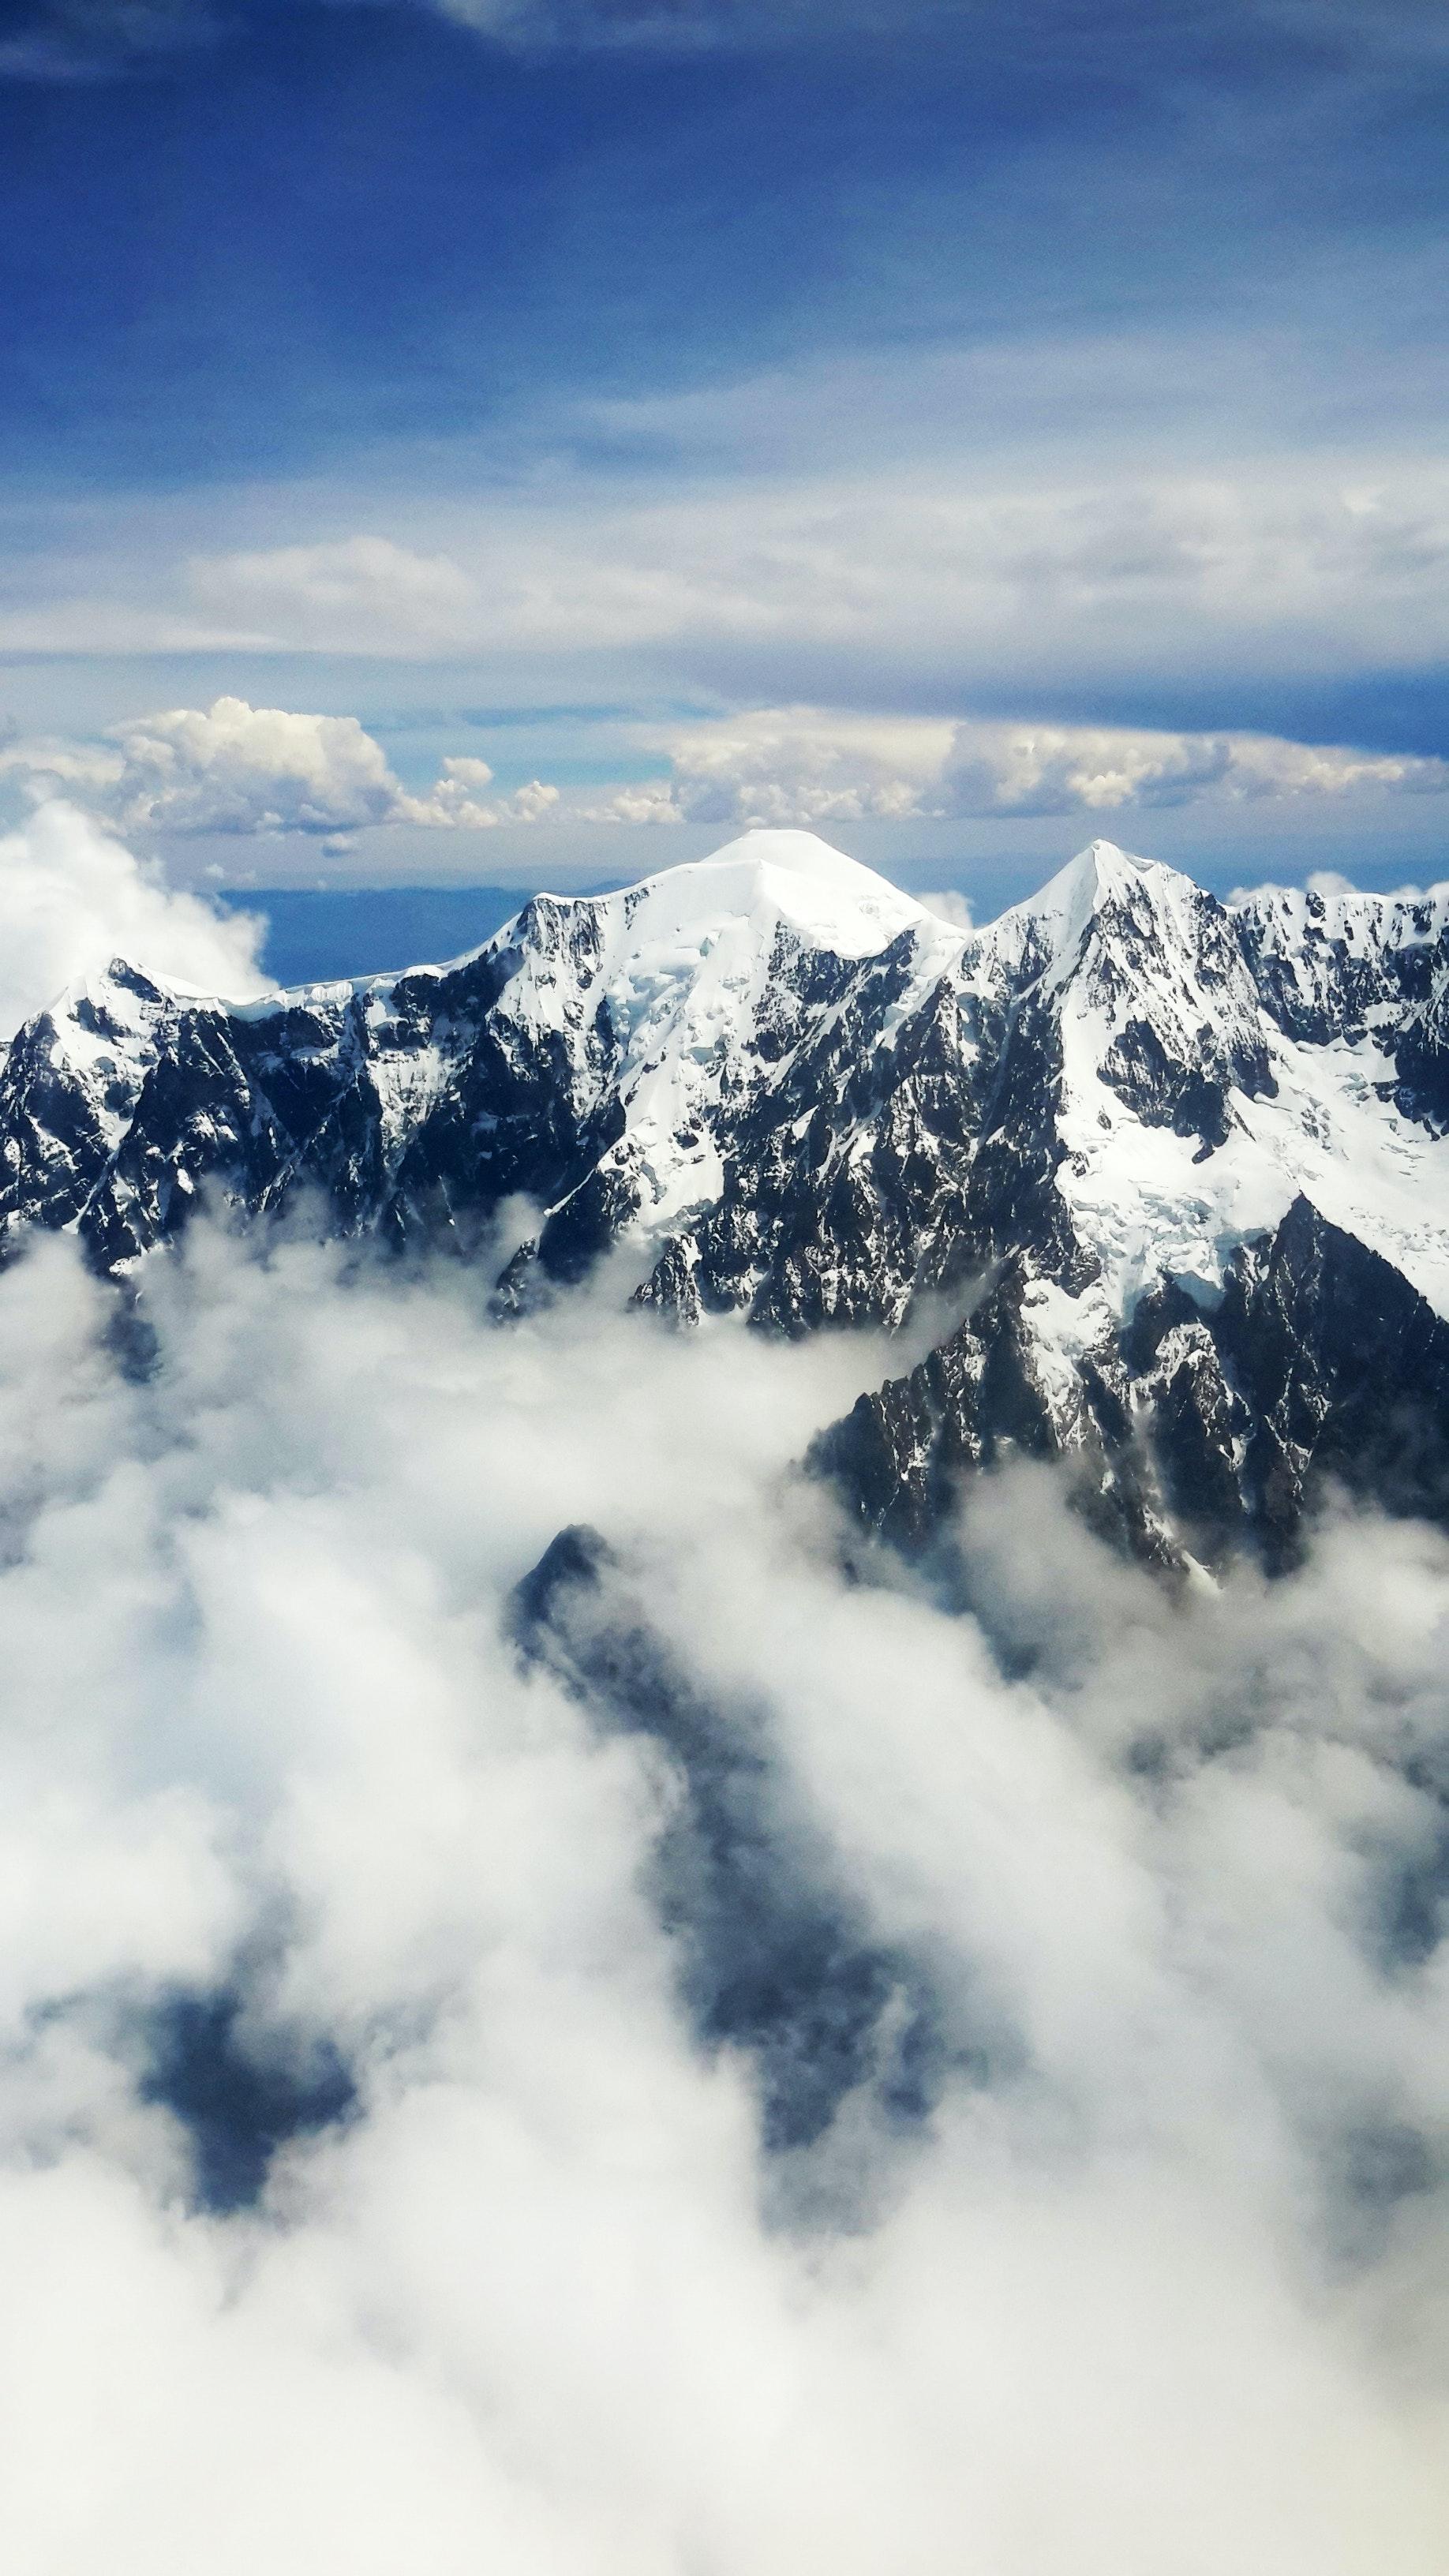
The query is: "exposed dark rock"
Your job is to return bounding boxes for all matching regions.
[140,1988,355,2212]
[509,1525,947,2149]
[816,1200,1449,1573]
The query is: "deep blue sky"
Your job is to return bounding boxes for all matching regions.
[0,0,1447,903]
[2,0,1442,485]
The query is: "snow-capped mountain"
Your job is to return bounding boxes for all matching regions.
[6,824,1449,1567]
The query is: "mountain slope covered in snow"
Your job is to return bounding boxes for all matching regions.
[6,825,1449,1565]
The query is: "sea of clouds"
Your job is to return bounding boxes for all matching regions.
[0,809,1446,2570]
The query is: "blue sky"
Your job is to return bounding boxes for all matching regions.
[1,0,1447,912]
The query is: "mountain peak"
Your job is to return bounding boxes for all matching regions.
[1028,837,1189,923]
[984,837,1205,985]
[687,826,874,878]
[613,826,925,962]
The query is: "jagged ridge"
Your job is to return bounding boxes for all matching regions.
[6,826,1449,1564]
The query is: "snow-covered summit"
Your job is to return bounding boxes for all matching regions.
[979,837,1214,989]
[1009,836,1178,930]
[611,828,926,962]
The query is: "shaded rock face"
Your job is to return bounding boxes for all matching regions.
[0,930,612,1274]
[815,1200,1449,1574]
[811,1267,1165,1567]
[7,829,1449,1567]
[508,1526,948,2153]
[140,1988,355,2214]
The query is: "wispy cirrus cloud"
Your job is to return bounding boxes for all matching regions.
[422,0,964,47]
[6,0,1440,79]
[0,0,955,74]
[0,0,221,79]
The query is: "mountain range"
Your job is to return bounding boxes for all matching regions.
[7,825,1449,1571]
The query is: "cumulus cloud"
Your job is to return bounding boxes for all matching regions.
[0,803,269,1037]
[1,699,560,841]
[8,695,1442,859]
[0,1215,1445,2567]
[593,706,1449,829]
[585,707,954,828]
[6,685,1446,880]
[395,757,564,828]
[1,698,402,838]
[114,698,403,836]
[941,719,1449,817]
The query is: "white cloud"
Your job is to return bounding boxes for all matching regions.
[941,720,1449,817]
[0,803,268,1038]
[113,698,406,836]
[4,695,1444,874]
[188,537,482,653]
[395,757,564,829]
[2,698,404,838]
[0,1219,1443,2564]
[0,740,1447,2538]
[9,448,1449,695]
[605,707,954,828]
[597,706,1449,829]
[1,700,562,842]
[164,463,1449,686]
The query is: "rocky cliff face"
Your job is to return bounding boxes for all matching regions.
[6,825,1449,1567]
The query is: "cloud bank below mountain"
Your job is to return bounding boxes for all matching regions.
[0,1215,1444,2571]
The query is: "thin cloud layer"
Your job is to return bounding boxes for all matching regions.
[9,458,1449,700]
[7,0,1432,78]
[0,0,960,75]
[116,462,1449,682]
[0,0,221,79]
[186,537,485,657]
